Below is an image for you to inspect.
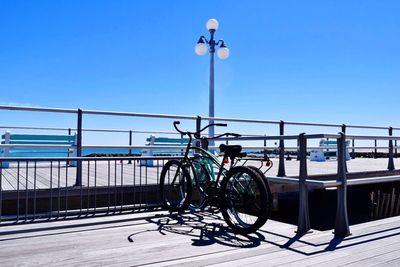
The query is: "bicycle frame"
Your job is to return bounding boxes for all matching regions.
[188,146,229,186]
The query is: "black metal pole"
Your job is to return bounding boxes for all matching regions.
[297,133,310,235]
[75,109,83,186]
[277,120,286,177]
[208,31,215,149]
[67,127,72,165]
[388,127,395,171]
[128,130,132,164]
[341,125,348,173]
[195,116,202,148]
[196,115,202,133]
[334,132,351,237]
[264,134,267,159]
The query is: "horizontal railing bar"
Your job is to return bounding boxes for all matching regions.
[268,176,400,188]
[0,105,198,120]
[1,143,398,151]
[0,155,183,161]
[347,175,400,186]
[201,116,281,125]
[346,135,400,141]
[82,109,197,120]
[304,133,341,139]
[347,125,394,130]
[202,115,400,130]
[83,145,187,150]
[0,105,77,113]
[2,105,399,131]
[0,126,74,131]
[0,144,189,150]
[216,135,301,141]
[306,180,341,187]
[241,146,400,151]
[266,176,342,187]
[0,126,262,136]
[347,147,396,150]
[266,176,300,184]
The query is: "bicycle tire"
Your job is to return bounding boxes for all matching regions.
[188,157,209,211]
[160,159,192,212]
[220,166,269,235]
[246,165,272,218]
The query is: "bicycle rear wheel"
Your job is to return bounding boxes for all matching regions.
[246,165,272,218]
[220,166,269,235]
[160,159,192,212]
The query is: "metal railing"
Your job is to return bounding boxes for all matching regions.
[257,133,400,238]
[0,156,181,224]
[2,105,400,236]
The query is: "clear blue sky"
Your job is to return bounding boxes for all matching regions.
[0,0,399,142]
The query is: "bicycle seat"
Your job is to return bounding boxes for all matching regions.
[219,144,246,159]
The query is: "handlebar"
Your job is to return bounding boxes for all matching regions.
[213,132,241,139]
[173,121,238,140]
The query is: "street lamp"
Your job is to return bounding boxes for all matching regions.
[195,18,229,148]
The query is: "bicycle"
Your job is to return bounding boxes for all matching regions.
[159,121,272,234]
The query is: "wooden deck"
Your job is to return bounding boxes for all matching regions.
[2,158,400,191]
[0,211,399,266]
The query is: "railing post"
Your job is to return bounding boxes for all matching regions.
[352,139,355,159]
[1,131,10,168]
[296,138,300,161]
[128,130,133,164]
[388,127,395,171]
[196,115,202,133]
[297,133,311,235]
[395,140,398,158]
[341,125,349,172]
[195,116,202,148]
[67,127,72,165]
[278,120,286,177]
[334,132,351,237]
[75,109,83,186]
[374,139,378,158]
[264,134,267,158]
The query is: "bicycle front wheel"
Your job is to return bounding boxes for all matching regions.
[160,159,192,212]
[220,166,269,235]
[188,157,211,211]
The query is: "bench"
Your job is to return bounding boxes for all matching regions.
[141,135,189,166]
[1,131,77,168]
[310,139,351,162]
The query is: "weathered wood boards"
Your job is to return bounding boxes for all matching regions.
[0,211,399,266]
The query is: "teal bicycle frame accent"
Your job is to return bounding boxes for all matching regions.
[189,146,233,188]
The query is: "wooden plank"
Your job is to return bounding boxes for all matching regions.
[0,210,399,266]
[1,168,18,190]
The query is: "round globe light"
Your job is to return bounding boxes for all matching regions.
[206,18,219,31]
[195,42,207,55]
[217,47,230,59]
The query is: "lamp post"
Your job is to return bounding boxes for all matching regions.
[195,18,229,147]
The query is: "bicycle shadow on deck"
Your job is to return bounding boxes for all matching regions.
[127,211,266,248]
[127,211,400,257]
